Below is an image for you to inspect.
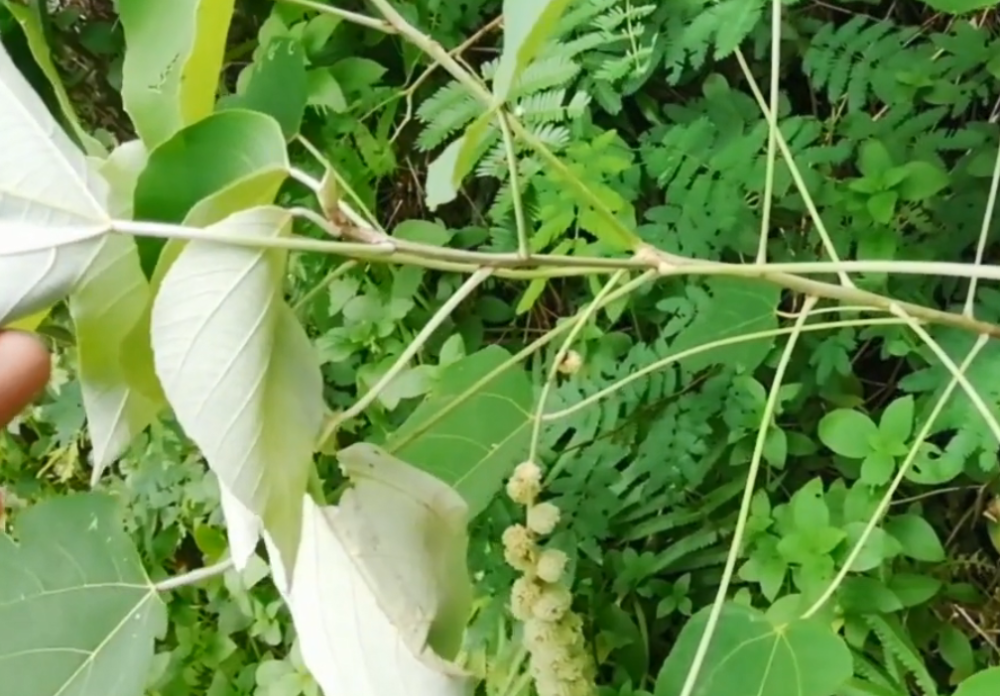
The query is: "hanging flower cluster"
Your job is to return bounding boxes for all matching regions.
[502,460,596,696]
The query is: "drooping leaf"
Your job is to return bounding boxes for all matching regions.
[0,41,111,324]
[954,667,1000,696]
[119,0,236,147]
[264,449,471,696]
[655,602,853,696]
[385,346,533,518]
[219,36,308,140]
[667,277,780,374]
[1,0,104,156]
[493,0,573,103]
[150,206,324,575]
[132,109,288,275]
[336,443,473,660]
[0,493,165,696]
[71,142,162,482]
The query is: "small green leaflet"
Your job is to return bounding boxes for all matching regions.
[385,346,533,518]
[0,493,165,696]
[655,602,853,696]
[493,0,573,103]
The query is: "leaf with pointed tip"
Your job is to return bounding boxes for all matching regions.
[0,493,165,696]
[265,447,471,696]
[151,206,324,576]
[71,142,162,482]
[425,111,492,210]
[492,0,573,103]
[2,0,104,156]
[119,0,236,147]
[0,42,110,286]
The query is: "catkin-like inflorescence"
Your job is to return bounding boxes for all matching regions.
[536,548,569,583]
[507,460,543,505]
[527,502,561,536]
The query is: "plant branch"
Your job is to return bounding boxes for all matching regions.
[528,270,628,463]
[756,0,782,265]
[734,48,852,288]
[543,315,910,422]
[499,112,530,258]
[276,0,395,34]
[963,133,1000,316]
[678,296,818,696]
[154,558,235,592]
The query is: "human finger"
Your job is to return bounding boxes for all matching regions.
[0,330,51,427]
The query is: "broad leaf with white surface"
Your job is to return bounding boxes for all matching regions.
[150,206,324,575]
[71,142,161,482]
[0,42,114,324]
[267,443,472,696]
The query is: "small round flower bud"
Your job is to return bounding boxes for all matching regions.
[533,584,572,622]
[510,576,542,621]
[557,350,583,375]
[506,460,542,505]
[502,523,537,571]
[536,548,568,583]
[527,502,561,536]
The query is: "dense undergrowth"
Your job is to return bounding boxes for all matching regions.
[2,0,1000,695]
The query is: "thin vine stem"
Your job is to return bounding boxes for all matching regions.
[756,0,782,265]
[962,133,1000,316]
[319,267,493,443]
[499,112,530,258]
[734,48,852,288]
[386,271,659,454]
[527,270,628,463]
[154,558,235,592]
[802,332,989,619]
[543,315,910,422]
[678,296,818,696]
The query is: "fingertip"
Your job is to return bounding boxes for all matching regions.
[0,330,51,426]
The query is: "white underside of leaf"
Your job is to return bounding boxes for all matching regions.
[0,240,103,325]
[265,493,470,696]
[219,483,263,570]
[151,206,324,577]
[69,234,160,480]
[0,43,110,257]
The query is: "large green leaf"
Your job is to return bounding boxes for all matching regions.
[71,142,161,482]
[385,346,533,518]
[266,447,470,696]
[955,667,1000,696]
[150,206,324,575]
[667,277,780,374]
[0,493,164,696]
[119,0,236,147]
[219,36,308,141]
[132,109,288,275]
[1,0,103,156]
[492,0,573,103]
[0,40,111,324]
[655,603,852,696]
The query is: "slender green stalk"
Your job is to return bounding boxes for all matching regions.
[963,134,1000,316]
[756,0,782,264]
[677,296,818,696]
[528,271,628,463]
